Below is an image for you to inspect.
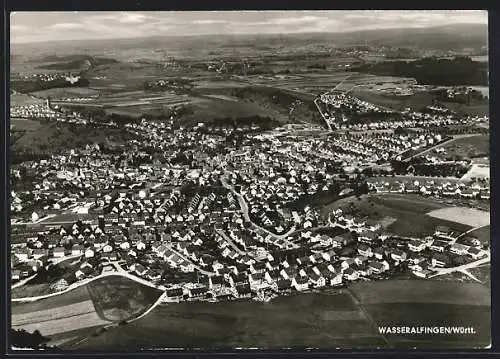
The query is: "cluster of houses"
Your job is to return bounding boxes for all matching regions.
[318,91,488,132]
[10,94,491,303]
[320,92,385,116]
[10,121,228,220]
[11,169,489,300]
[316,132,445,166]
[367,178,490,200]
[57,96,95,103]
[10,103,62,120]
[15,72,71,82]
[328,208,488,278]
[11,99,90,124]
[444,86,486,100]
[11,221,110,285]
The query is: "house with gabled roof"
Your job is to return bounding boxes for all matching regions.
[188,286,209,300]
[32,248,48,260]
[357,244,373,257]
[450,243,470,256]
[408,239,427,252]
[429,240,449,252]
[53,247,65,258]
[275,279,292,293]
[343,267,359,281]
[280,266,298,280]
[389,248,407,262]
[229,272,248,288]
[71,244,84,256]
[166,287,184,302]
[468,247,487,260]
[249,272,268,290]
[291,276,309,291]
[235,283,252,298]
[308,271,326,288]
[368,260,387,274]
[249,261,266,274]
[434,225,456,240]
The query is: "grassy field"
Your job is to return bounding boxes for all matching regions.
[351,280,491,348]
[466,225,490,245]
[11,257,85,299]
[87,275,162,322]
[247,72,410,95]
[365,303,490,348]
[327,193,470,236]
[438,135,489,159]
[11,284,111,341]
[427,207,490,228]
[11,283,52,299]
[12,285,90,315]
[461,164,490,181]
[10,119,44,131]
[350,280,490,306]
[12,300,108,336]
[72,291,386,350]
[12,276,163,347]
[352,89,489,116]
[179,97,286,126]
[10,93,45,106]
[72,279,491,350]
[352,89,434,112]
[468,264,491,288]
[30,87,101,99]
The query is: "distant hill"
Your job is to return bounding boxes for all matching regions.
[34,55,119,71]
[11,23,488,55]
[11,77,90,93]
[330,24,487,50]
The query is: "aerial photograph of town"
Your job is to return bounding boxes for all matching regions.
[8,10,490,351]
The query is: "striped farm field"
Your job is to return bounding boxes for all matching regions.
[12,300,110,336]
[11,275,163,345]
[12,300,97,326]
[12,285,111,337]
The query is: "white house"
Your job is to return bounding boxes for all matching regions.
[292,276,309,291]
[408,239,427,252]
[84,248,95,258]
[450,243,470,256]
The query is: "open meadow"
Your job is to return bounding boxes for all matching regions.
[10,93,45,106]
[86,275,162,322]
[438,134,489,159]
[327,193,471,236]
[12,275,163,347]
[72,291,387,350]
[426,207,490,228]
[467,225,490,245]
[12,300,109,336]
[31,87,101,99]
[461,164,490,181]
[350,280,490,348]
[72,279,491,350]
[352,88,489,116]
[11,285,110,340]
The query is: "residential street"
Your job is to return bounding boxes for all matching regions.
[220,172,299,248]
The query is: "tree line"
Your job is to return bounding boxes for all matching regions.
[353,57,488,86]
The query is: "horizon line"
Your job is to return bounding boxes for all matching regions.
[10,22,487,46]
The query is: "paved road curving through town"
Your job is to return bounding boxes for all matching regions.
[220,172,298,248]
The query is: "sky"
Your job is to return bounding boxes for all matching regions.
[10,10,487,44]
